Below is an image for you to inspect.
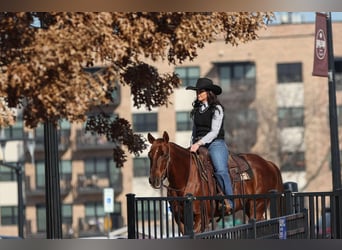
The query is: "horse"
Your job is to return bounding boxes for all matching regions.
[147,131,284,234]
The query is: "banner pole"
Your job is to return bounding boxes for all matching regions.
[326,12,341,192]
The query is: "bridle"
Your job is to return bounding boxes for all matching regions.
[153,142,190,192]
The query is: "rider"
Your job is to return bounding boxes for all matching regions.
[186,77,234,213]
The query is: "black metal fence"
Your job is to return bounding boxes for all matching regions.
[126,189,342,239]
[184,211,308,239]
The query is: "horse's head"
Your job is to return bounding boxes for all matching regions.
[147,131,170,189]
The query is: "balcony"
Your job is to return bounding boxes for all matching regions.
[74,173,122,201]
[77,213,123,238]
[25,175,72,205]
[34,129,71,154]
[75,130,116,152]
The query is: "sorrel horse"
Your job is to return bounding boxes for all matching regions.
[147,131,284,234]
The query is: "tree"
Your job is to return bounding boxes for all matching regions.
[0,12,274,167]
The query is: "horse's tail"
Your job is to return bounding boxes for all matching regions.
[270,161,284,193]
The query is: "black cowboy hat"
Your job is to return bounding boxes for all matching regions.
[186,77,222,95]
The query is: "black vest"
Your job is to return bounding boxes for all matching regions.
[193,105,225,143]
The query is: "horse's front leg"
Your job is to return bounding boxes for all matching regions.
[193,214,202,233]
[178,221,185,236]
[249,199,266,221]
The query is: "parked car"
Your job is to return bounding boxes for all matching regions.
[0,235,22,239]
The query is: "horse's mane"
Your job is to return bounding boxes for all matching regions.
[169,142,190,152]
[169,142,193,159]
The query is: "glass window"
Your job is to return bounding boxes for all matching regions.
[277,62,303,83]
[62,204,73,224]
[175,66,200,87]
[108,160,121,186]
[0,165,16,181]
[84,158,120,184]
[278,107,304,127]
[85,202,105,220]
[176,112,192,131]
[280,151,305,171]
[60,160,72,180]
[218,62,256,92]
[36,205,46,232]
[0,206,17,225]
[235,109,257,127]
[2,111,24,139]
[85,158,107,178]
[36,160,73,188]
[132,113,157,132]
[218,66,231,92]
[133,157,149,177]
[36,161,45,189]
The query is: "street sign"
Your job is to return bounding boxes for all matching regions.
[279,217,287,239]
[103,188,114,213]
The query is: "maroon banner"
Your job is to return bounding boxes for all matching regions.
[312,12,328,77]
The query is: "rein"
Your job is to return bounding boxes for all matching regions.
[161,143,191,192]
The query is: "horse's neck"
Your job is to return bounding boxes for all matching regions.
[167,143,192,187]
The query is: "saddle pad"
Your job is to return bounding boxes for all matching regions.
[228,153,253,182]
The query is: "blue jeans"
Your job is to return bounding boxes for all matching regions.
[207,139,234,207]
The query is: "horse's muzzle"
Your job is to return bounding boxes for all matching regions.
[149,176,162,189]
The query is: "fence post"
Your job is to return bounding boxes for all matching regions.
[335,188,342,239]
[183,193,195,238]
[284,190,293,215]
[126,193,136,239]
[284,182,299,213]
[269,189,279,218]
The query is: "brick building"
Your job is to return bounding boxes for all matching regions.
[0,20,341,238]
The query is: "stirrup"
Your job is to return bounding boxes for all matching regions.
[218,199,233,215]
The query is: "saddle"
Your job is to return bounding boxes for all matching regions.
[194,147,253,196]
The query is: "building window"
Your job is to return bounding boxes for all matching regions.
[278,107,304,127]
[84,158,120,185]
[35,160,74,189]
[233,108,257,128]
[0,206,17,225]
[175,66,200,88]
[36,205,46,232]
[335,59,342,91]
[277,62,303,83]
[85,158,109,178]
[60,160,72,181]
[218,62,256,92]
[0,165,16,181]
[133,157,149,177]
[62,204,73,225]
[85,202,105,224]
[58,119,71,147]
[176,112,192,131]
[133,113,157,132]
[35,161,45,189]
[1,109,24,139]
[280,151,306,171]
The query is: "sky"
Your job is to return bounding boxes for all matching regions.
[273,12,342,24]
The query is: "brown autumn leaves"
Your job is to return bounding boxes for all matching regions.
[0,12,273,167]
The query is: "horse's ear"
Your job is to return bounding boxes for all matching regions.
[163,131,169,142]
[147,133,155,144]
